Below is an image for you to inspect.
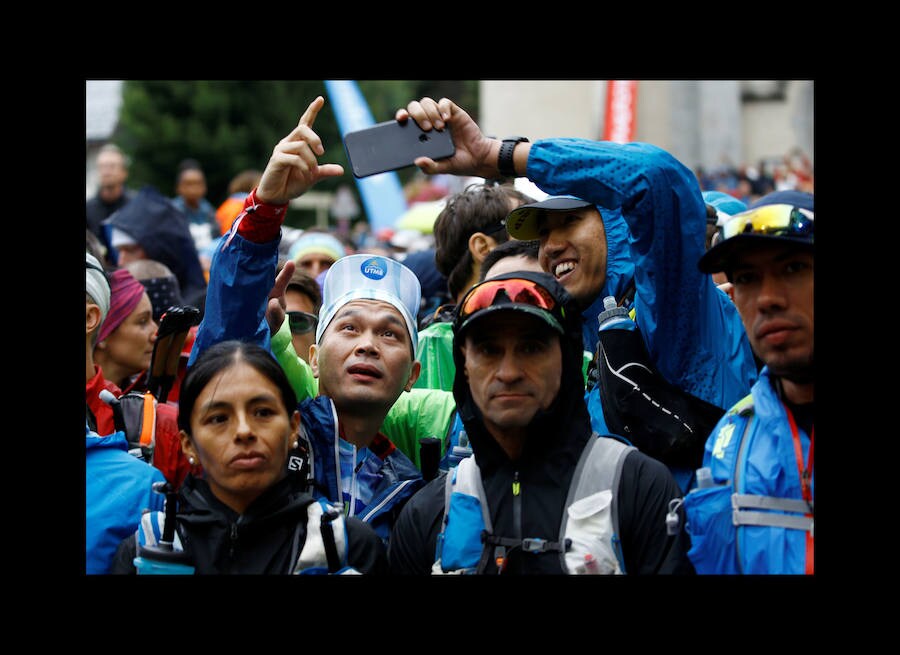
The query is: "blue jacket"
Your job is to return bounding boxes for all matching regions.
[526,139,756,411]
[300,396,424,543]
[682,367,814,574]
[85,424,166,574]
[191,231,423,544]
[526,140,757,490]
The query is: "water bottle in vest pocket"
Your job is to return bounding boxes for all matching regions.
[563,489,623,575]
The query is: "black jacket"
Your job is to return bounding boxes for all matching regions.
[111,474,388,575]
[388,271,694,575]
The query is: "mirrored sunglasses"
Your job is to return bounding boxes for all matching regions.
[719,203,814,242]
[287,310,319,335]
[459,277,558,324]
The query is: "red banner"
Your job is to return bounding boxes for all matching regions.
[603,80,638,143]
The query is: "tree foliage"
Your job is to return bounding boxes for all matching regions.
[113,80,479,228]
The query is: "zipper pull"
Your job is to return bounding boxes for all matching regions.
[229,522,238,558]
[512,471,520,496]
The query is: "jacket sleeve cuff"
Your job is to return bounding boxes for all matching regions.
[235,187,288,243]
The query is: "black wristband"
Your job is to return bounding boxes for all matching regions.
[497,137,529,178]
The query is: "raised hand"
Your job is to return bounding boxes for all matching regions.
[256,96,345,205]
[266,260,295,337]
[395,97,497,179]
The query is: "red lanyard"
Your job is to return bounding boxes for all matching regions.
[785,406,814,574]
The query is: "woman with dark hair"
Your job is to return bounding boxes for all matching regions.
[110,340,387,574]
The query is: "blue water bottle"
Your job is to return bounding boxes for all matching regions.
[596,296,634,332]
[134,482,195,575]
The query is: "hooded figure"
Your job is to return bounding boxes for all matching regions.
[104,186,208,309]
[388,271,692,575]
[451,271,590,476]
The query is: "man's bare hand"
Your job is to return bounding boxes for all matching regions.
[266,260,295,336]
[395,97,496,178]
[256,96,344,205]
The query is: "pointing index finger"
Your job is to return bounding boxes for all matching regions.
[298,95,325,129]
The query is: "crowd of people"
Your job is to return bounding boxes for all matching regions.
[85,94,814,576]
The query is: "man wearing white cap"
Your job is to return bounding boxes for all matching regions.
[189,97,457,544]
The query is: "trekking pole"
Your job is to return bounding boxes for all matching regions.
[153,481,179,547]
[134,481,195,574]
[147,305,201,404]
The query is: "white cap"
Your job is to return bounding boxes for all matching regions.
[85,252,110,323]
[317,254,421,357]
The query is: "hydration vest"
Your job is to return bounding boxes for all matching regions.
[432,435,634,575]
[133,497,361,575]
[681,393,814,574]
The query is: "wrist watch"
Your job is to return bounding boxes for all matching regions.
[497,136,529,178]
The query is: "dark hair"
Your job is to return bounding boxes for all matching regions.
[479,239,540,282]
[286,269,323,313]
[177,340,298,433]
[433,182,534,299]
[177,158,203,174]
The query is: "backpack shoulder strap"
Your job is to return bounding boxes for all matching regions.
[561,434,635,573]
[432,457,494,574]
[440,456,492,533]
[568,436,634,530]
[293,498,360,575]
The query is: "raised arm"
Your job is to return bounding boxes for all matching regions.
[190,97,344,366]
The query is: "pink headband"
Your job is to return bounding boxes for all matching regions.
[97,268,146,343]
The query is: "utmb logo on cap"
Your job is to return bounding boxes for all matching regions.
[361,257,388,280]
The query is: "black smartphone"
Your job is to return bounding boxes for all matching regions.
[343,119,455,178]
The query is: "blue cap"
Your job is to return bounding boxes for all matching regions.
[698,192,814,274]
[749,190,814,211]
[702,191,748,223]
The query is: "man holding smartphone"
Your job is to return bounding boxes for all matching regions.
[395,96,759,494]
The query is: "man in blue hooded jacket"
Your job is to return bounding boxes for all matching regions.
[682,190,814,574]
[397,97,759,492]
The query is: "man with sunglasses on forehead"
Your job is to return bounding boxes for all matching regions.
[389,271,692,574]
[396,97,759,494]
[682,190,814,575]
